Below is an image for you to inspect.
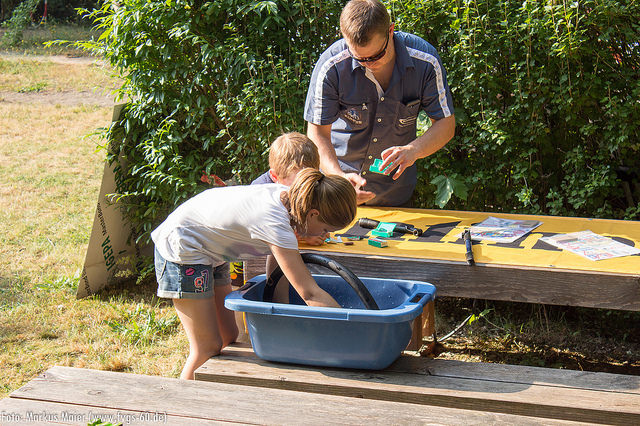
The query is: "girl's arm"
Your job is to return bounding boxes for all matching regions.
[267,243,341,308]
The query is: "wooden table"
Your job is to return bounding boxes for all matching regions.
[246,207,640,311]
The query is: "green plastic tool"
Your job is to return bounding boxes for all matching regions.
[368,158,392,174]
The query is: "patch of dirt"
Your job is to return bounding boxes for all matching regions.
[1,52,104,66]
[0,90,115,106]
[430,298,640,375]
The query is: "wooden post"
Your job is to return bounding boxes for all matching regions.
[422,300,436,337]
[406,300,435,351]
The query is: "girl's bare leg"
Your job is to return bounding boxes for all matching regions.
[213,284,239,347]
[173,297,222,380]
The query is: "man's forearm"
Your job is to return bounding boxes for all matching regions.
[306,123,343,175]
[409,114,456,158]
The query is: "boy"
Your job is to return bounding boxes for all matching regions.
[252,132,326,246]
[251,132,320,186]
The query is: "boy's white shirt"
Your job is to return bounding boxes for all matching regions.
[151,184,298,265]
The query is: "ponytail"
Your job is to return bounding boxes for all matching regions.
[285,168,357,233]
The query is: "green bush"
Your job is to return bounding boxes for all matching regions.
[391,0,640,218]
[1,0,39,45]
[80,0,639,247]
[81,0,343,243]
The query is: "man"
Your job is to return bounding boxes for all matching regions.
[304,0,455,206]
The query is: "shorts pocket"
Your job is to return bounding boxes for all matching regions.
[154,249,167,281]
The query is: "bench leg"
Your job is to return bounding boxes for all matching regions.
[406,300,435,351]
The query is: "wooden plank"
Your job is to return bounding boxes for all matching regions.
[4,366,582,426]
[387,355,640,394]
[302,251,640,311]
[217,344,640,394]
[244,257,267,283]
[0,398,213,425]
[195,345,640,425]
[422,299,436,336]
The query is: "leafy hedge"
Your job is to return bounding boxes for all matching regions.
[394,0,640,219]
[80,0,639,245]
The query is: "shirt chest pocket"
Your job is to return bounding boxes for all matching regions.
[396,99,421,128]
[339,102,370,130]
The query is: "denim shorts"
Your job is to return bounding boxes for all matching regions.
[154,248,230,299]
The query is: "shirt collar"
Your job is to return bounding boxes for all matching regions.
[393,33,414,74]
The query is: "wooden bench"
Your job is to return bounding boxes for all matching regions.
[195,343,640,425]
[0,365,590,425]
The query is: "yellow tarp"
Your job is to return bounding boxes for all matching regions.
[303,207,640,275]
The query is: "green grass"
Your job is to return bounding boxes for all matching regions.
[0,57,119,93]
[0,23,100,56]
[0,58,186,399]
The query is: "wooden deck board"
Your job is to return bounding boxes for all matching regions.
[1,365,585,425]
[0,398,210,426]
[195,344,640,425]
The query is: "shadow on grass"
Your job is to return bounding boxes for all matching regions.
[435,297,640,375]
[91,276,173,310]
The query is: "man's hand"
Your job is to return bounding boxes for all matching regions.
[344,172,375,205]
[380,145,419,180]
[379,115,456,180]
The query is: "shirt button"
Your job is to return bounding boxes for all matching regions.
[380,97,385,102]
[373,138,378,142]
[377,118,382,123]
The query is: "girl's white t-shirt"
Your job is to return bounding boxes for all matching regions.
[151,184,298,265]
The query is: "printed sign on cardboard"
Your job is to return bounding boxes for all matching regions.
[77,105,150,298]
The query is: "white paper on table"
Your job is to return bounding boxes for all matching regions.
[540,230,640,261]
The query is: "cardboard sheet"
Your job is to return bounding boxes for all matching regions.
[77,105,151,298]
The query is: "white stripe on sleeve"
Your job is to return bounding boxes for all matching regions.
[407,47,452,117]
[313,50,352,123]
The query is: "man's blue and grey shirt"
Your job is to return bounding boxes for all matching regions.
[304,31,454,206]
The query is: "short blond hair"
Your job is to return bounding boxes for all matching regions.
[285,168,357,233]
[269,132,320,181]
[340,0,390,46]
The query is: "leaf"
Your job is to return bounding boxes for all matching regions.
[430,175,468,208]
[430,175,453,208]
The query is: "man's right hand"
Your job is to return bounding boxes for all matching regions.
[344,172,375,205]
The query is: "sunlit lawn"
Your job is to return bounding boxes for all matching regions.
[0,44,186,398]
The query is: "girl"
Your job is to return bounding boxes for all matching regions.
[151,168,357,379]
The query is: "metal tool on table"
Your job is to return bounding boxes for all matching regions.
[358,218,423,237]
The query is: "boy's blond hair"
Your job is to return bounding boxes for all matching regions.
[340,0,390,46]
[269,132,320,182]
[285,168,357,233]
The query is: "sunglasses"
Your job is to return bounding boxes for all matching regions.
[350,29,390,63]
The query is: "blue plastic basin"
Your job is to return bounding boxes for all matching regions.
[225,274,436,370]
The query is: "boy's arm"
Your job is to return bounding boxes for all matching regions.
[267,243,340,308]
